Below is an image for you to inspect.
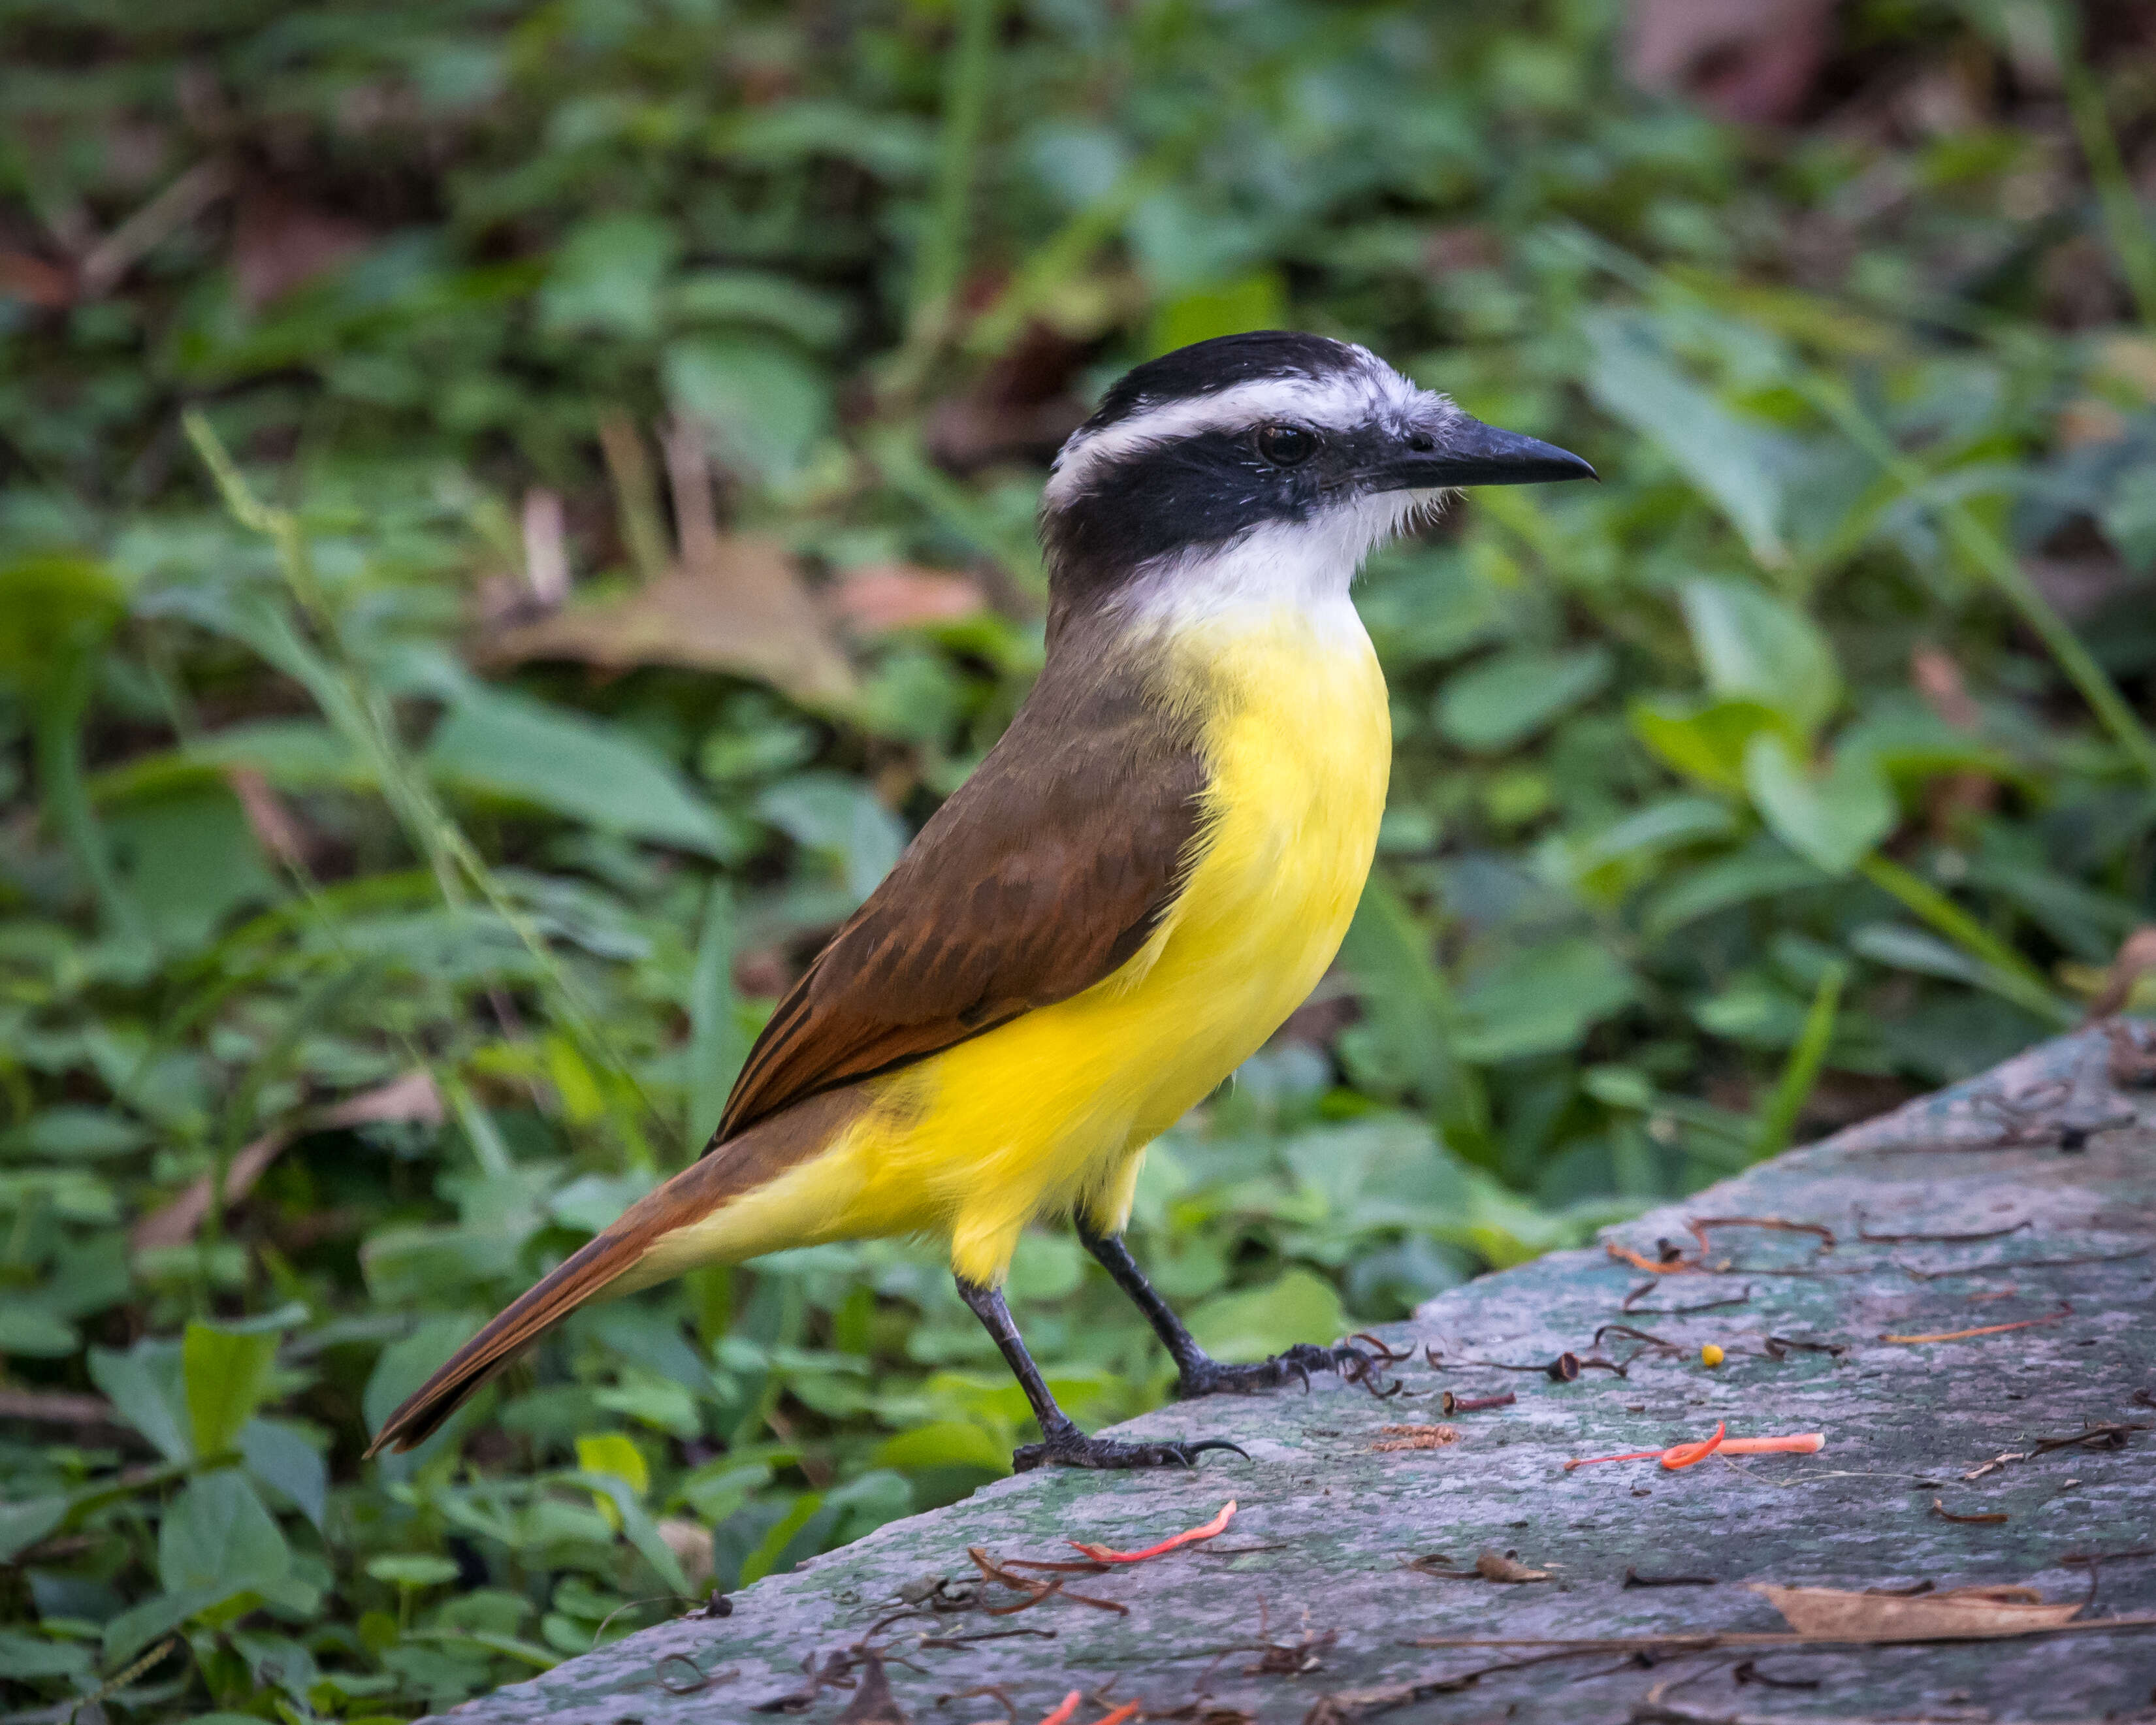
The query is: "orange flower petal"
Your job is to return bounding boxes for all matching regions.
[1038,1691,1082,1725]
[1070,1500,1236,1564]
[1659,1420,1728,1470]
[1718,1432,1824,1455]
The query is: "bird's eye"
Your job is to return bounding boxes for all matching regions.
[1255,423,1317,466]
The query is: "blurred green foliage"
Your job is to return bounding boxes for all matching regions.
[3,0,2156,1716]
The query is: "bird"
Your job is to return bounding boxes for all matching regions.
[368,330,1594,1470]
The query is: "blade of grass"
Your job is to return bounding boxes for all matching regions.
[959,131,1196,361]
[1550,225,2156,786]
[911,0,997,330]
[1752,960,1844,1160]
[183,410,664,1135]
[861,425,1046,597]
[1798,376,2156,788]
[1857,854,2072,1025]
[686,877,744,1162]
[2049,0,2156,327]
[441,1070,515,1178]
[34,654,150,954]
[596,411,673,586]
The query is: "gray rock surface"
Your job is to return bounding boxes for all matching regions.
[442,1024,2156,1724]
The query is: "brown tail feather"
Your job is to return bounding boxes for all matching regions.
[366,1084,867,1458]
[364,1225,649,1455]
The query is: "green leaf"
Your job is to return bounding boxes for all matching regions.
[1148,269,1289,353]
[362,1314,488,1449]
[735,1491,823,1588]
[1455,938,1635,1063]
[366,1554,461,1588]
[239,1417,327,1531]
[157,1470,290,1600]
[1583,312,1790,568]
[1642,843,1830,939]
[183,1321,281,1460]
[871,1421,1012,1475]
[101,1582,230,1668]
[0,552,127,701]
[539,213,679,340]
[1575,796,1739,871]
[0,1308,77,1356]
[1743,733,1895,875]
[1849,922,1992,988]
[1336,873,1490,1156]
[0,1105,150,1160]
[1631,694,1802,792]
[88,1340,192,1462]
[1435,645,1611,750]
[425,685,730,856]
[0,1496,67,1564]
[664,336,831,481]
[1679,578,1840,733]
[570,1470,690,1594]
[0,1629,92,1682]
[574,1432,650,1498]
[105,786,278,953]
[1186,1268,1348,1362]
[758,773,907,905]
[592,1373,701,1440]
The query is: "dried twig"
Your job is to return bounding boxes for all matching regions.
[1880,1304,2069,1344]
[1898,1247,2148,1281]
[1688,1216,1836,1251]
[1931,1498,2008,1525]
[1438,1389,1515,1415]
[1623,1282,1754,1315]
[1852,1210,2030,1244]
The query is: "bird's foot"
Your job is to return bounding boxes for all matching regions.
[1175,1337,1406,1400]
[1012,1423,1247,1473]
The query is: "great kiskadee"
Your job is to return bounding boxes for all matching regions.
[370,332,1593,1470]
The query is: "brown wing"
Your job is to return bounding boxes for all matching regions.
[713,640,1205,1145]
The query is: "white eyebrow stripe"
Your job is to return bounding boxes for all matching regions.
[1042,357,1424,507]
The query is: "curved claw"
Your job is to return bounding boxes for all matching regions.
[1173,1438,1249,1462]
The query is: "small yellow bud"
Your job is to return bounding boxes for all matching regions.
[1700,1343,1726,1368]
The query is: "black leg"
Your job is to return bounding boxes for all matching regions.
[1075,1221,1385,1399]
[954,1276,1246,1472]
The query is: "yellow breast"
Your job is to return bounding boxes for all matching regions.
[901,600,1388,1277]
[643,602,1390,1288]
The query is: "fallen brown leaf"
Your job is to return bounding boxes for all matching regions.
[1372,1423,1459,1453]
[1750,1581,2080,1640]
[831,564,986,634]
[485,532,854,708]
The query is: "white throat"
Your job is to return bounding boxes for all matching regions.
[1114,489,1438,637]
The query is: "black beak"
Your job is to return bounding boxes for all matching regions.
[1372,413,1596,490]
